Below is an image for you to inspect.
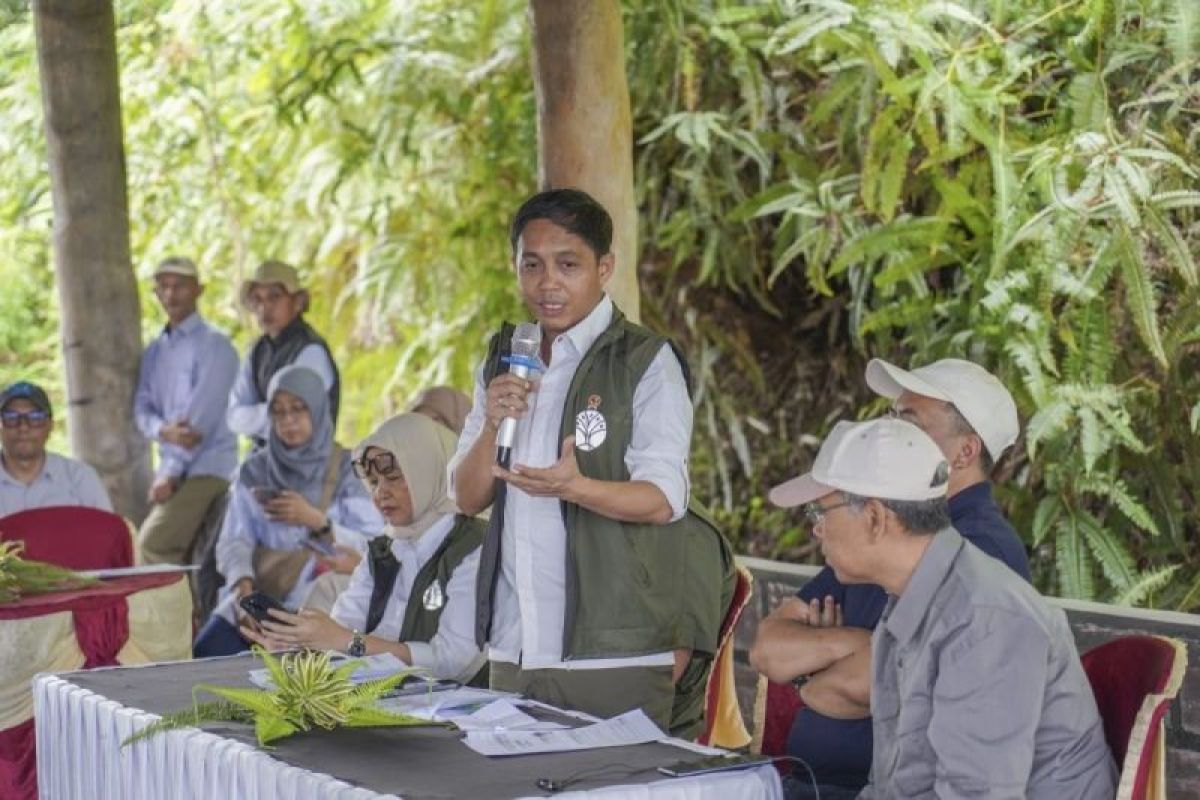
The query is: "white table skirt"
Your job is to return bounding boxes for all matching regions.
[34,671,782,800]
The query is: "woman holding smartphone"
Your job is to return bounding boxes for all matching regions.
[193,365,383,657]
[243,412,487,683]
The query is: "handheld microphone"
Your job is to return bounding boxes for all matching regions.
[496,321,542,467]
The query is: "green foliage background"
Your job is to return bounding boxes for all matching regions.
[1,0,1197,608]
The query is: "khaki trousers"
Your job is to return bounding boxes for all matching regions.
[490,660,675,733]
[137,475,229,566]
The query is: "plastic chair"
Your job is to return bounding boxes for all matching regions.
[698,565,754,748]
[0,505,134,570]
[1080,634,1187,800]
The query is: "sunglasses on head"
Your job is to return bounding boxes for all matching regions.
[352,451,401,480]
[1,410,50,429]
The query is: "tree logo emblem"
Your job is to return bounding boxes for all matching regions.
[422,580,446,611]
[575,405,607,452]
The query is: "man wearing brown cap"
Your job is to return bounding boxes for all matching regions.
[227,260,340,446]
[762,418,1113,799]
[0,381,112,517]
[134,257,239,566]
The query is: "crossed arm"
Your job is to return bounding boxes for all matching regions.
[749,596,873,719]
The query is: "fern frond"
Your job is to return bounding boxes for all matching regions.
[1115,565,1180,608]
[122,702,250,748]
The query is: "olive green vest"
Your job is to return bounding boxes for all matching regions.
[398,514,486,644]
[479,306,734,660]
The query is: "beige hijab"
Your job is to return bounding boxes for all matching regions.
[408,386,472,435]
[355,413,460,540]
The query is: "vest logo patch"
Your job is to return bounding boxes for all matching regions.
[575,407,607,451]
[422,580,445,612]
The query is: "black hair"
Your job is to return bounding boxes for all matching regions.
[945,403,995,473]
[844,493,951,536]
[509,189,613,259]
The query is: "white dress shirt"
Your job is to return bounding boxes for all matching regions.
[0,452,113,518]
[331,514,485,682]
[449,295,693,670]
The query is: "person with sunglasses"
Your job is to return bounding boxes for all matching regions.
[0,381,112,518]
[243,413,486,683]
[193,366,382,658]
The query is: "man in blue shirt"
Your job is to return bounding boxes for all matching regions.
[134,257,239,566]
[750,358,1031,796]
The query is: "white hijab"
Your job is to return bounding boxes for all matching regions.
[354,413,459,540]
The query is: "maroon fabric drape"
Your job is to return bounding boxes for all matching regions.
[0,572,186,799]
[0,719,36,800]
[73,598,131,669]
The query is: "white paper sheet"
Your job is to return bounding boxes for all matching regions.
[375,687,518,721]
[462,708,664,757]
[450,699,568,732]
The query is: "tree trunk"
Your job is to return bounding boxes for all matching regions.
[529,0,640,321]
[33,0,149,523]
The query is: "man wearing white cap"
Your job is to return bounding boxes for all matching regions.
[134,256,239,566]
[763,418,1114,799]
[751,358,1031,793]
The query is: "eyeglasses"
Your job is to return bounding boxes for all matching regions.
[352,451,402,480]
[1,410,50,429]
[268,403,308,421]
[801,500,853,526]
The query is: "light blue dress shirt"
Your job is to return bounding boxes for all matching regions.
[212,475,384,623]
[134,313,239,481]
[0,452,113,517]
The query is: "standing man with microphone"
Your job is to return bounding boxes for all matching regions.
[450,189,704,732]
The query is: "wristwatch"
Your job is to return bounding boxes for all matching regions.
[347,629,366,657]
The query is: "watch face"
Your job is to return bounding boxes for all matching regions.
[349,633,366,657]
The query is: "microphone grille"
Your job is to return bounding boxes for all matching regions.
[512,322,542,359]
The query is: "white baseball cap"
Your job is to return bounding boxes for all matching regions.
[768,418,949,508]
[865,358,1019,460]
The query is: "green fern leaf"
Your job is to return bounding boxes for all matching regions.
[256,713,299,746]
[1144,205,1197,287]
[1031,496,1062,547]
[121,702,250,748]
[1115,565,1180,608]
[1077,511,1137,592]
[200,684,281,718]
[1115,225,1169,368]
[878,132,912,222]
[1025,399,1072,456]
[1055,517,1094,599]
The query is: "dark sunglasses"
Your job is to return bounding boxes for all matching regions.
[1,410,50,429]
[352,451,401,480]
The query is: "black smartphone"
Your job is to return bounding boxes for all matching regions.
[253,487,283,505]
[656,753,774,778]
[238,591,292,624]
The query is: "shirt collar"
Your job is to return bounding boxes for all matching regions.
[0,451,53,486]
[948,480,994,522]
[555,294,613,359]
[882,527,964,647]
[163,312,202,338]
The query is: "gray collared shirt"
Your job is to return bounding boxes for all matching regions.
[861,527,1117,799]
[0,452,112,518]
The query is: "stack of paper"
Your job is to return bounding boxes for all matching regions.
[461,709,664,757]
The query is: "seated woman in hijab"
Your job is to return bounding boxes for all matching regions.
[193,365,384,658]
[243,413,486,683]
